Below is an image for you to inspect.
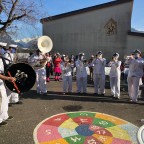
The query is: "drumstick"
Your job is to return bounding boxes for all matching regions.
[7,71,20,94]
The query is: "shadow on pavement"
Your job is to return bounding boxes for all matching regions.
[21,90,144,105]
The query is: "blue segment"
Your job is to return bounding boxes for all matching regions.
[75,124,94,136]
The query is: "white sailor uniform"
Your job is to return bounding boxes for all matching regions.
[108,60,121,98]
[92,58,106,94]
[3,50,19,103]
[0,58,9,123]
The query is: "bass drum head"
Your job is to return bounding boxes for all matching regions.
[5,63,36,93]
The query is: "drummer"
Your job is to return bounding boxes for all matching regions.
[3,44,23,105]
[0,46,15,126]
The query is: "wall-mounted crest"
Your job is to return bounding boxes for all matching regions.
[104,18,117,36]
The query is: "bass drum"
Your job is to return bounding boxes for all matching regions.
[5,63,36,93]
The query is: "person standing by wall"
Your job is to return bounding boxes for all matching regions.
[108,53,121,99]
[92,51,106,96]
[60,57,72,95]
[53,53,62,81]
[125,49,144,103]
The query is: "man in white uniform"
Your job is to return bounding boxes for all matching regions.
[0,45,15,126]
[108,53,121,99]
[3,44,22,105]
[29,49,47,94]
[92,51,106,96]
[125,49,144,103]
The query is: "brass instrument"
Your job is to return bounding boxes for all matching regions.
[29,36,53,69]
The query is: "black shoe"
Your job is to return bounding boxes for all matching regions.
[94,93,98,96]
[0,121,7,126]
[101,93,105,96]
[14,101,23,104]
[6,116,14,121]
[8,103,13,107]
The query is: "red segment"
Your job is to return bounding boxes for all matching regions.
[73,117,93,125]
[112,138,132,144]
[84,136,102,144]
[37,125,62,143]
[43,114,69,127]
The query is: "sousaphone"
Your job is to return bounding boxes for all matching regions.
[38,36,53,54]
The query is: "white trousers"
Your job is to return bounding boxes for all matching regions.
[62,76,72,93]
[110,77,120,97]
[76,76,87,93]
[127,76,140,102]
[0,83,9,123]
[93,74,105,94]
[35,68,47,93]
[7,89,19,103]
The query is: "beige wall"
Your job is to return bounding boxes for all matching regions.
[126,35,144,57]
[43,1,133,60]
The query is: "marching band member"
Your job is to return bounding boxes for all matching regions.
[108,53,121,99]
[53,53,62,81]
[125,49,144,103]
[92,51,106,96]
[75,53,89,94]
[29,49,47,94]
[0,47,15,126]
[45,52,52,82]
[3,44,22,105]
[60,57,72,95]
[88,55,94,81]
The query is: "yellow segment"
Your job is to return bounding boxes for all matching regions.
[95,113,127,125]
[106,126,131,141]
[40,138,69,144]
[93,134,113,144]
[59,118,79,129]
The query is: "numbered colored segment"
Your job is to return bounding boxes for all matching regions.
[65,135,85,144]
[92,118,116,128]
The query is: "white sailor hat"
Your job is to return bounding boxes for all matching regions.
[113,53,119,57]
[0,42,7,47]
[9,44,18,48]
[133,49,141,54]
[97,51,103,55]
[56,52,60,55]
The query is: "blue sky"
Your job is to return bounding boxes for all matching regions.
[14,0,144,40]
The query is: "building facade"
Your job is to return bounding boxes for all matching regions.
[41,0,144,60]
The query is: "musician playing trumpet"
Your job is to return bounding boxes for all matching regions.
[92,51,106,96]
[108,53,121,99]
[28,49,47,94]
[75,53,89,94]
[125,49,144,103]
[60,57,72,95]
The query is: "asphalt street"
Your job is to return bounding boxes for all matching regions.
[0,77,144,144]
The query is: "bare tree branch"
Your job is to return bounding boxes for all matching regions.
[0,0,39,33]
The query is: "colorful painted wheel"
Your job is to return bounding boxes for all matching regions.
[33,111,139,144]
[137,125,144,144]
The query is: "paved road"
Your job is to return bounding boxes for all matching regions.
[0,77,144,144]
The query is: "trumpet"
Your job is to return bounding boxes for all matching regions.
[124,55,133,60]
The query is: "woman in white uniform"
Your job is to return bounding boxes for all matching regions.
[92,51,106,96]
[108,53,121,99]
[125,49,144,103]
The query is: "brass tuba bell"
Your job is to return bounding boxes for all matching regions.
[38,36,53,54]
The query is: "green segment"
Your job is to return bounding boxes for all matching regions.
[92,118,115,128]
[67,112,96,118]
[65,135,85,144]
